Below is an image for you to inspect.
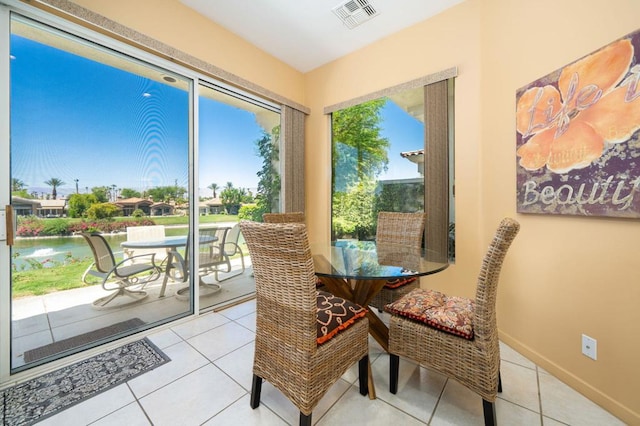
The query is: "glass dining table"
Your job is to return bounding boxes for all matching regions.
[312,240,449,353]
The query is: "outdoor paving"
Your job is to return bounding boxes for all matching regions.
[11,257,254,369]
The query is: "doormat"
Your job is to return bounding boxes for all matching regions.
[2,338,169,425]
[24,318,146,363]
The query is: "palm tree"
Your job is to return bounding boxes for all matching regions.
[225,181,233,190]
[207,183,219,198]
[44,178,65,200]
[11,178,26,192]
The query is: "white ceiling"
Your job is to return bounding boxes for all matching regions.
[179,0,464,73]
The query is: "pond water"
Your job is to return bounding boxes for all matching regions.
[12,234,127,269]
[12,228,189,270]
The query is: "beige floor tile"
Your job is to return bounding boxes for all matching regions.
[258,378,351,425]
[495,399,541,425]
[169,310,230,340]
[500,341,537,370]
[186,321,255,361]
[234,311,256,332]
[91,402,152,426]
[139,363,246,425]
[374,355,447,422]
[213,340,256,391]
[202,394,287,426]
[217,297,257,320]
[539,373,625,425]
[317,384,425,425]
[146,328,182,349]
[128,340,210,398]
[431,379,487,426]
[499,360,540,412]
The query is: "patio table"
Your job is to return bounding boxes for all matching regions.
[121,234,217,297]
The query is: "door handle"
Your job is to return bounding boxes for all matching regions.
[3,205,15,246]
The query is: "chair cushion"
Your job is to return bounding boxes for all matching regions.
[384,276,418,289]
[316,291,367,345]
[384,288,475,340]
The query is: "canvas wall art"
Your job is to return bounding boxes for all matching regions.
[516,28,640,217]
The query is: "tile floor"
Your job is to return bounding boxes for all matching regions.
[33,299,625,426]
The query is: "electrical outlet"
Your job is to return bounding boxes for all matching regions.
[582,334,597,360]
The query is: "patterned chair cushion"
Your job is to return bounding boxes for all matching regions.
[384,288,475,339]
[316,291,367,345]
[384,276,418,289]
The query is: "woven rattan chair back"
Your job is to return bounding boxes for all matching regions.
[376,212,426,247]
[370,212,427,311]
[474,217,521,341]
[262,212,305,223]
[388,217,520,426]
[240,220,370,425]
[241,221,317,352]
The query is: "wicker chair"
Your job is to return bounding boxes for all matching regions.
[387,218,520,426]
[369,212,427,311]
[240,221,369,426]
[262,211,305,223]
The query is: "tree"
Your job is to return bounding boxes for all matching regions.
[44,178,65,200]
[332,178,377,240]
[220,184,243,214]
[11,178,26,192]
[91,186,110,203]
[255,129,281,215]
[207,183,219,198]
[120,188,142,199]
[331,99,390,239]
[332,99,390,191]
[68,193,98,218]
[86,202,121,219]
[147,185,186,203]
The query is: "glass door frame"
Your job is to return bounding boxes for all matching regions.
[0,1,203,382]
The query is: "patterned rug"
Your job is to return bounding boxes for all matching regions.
[1,338,170,425]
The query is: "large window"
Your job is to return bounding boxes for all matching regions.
[2,9,283,375]
[330,77,455,262]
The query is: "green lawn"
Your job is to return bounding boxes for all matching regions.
[12,260,96,298]
[12,214,243,298]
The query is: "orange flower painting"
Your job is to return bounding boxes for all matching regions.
[516,29,640,217]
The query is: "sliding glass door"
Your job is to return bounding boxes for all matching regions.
[197,83,280,311]
[6,13,192,372]
[0,3,284,379]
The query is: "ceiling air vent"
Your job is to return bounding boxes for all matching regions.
[332,0,379,29]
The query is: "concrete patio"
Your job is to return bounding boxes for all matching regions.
[11,257,254,369]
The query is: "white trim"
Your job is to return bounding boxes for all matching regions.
[0,2,12,385]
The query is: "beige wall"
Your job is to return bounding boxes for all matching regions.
[69,0,306,106]
[481,1,640,423]
[49,0,640,423]
[307,0,640,423]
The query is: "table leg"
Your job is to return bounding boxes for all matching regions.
[159,250,174,297]
[367,357,376,400]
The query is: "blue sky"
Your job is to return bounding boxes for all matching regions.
[10,34,422,199]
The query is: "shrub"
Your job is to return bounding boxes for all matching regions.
[16,216,45,237]
[238,204,264,222]
[132,209,145,218]
[86,203,121,219]
[42,218,71,236]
